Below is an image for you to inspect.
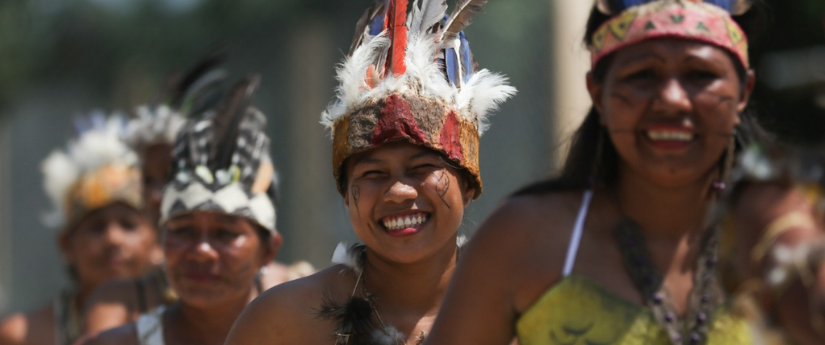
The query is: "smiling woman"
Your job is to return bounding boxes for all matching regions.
[223,0,514,344]
[424,1,767,345]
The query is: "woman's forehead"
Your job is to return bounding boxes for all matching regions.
[613,38,733,65]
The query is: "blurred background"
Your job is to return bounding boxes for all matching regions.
[0,0,823,316]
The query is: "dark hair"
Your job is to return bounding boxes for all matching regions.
[515,3,770,197]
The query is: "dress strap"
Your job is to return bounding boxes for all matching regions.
[562,190,594,277]
[136,306,166,345]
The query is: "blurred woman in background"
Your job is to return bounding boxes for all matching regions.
[724,143,825,345]
[0,113,161,345]
[81,63,314,339]
[426,0,765,344]
[225,0,515,343]
[83,76,282,345]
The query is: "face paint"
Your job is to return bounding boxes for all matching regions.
[436,171,452,210]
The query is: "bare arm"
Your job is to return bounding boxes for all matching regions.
[0,305,55,345]
[426,195,573,345]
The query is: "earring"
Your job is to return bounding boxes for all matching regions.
[713,130,737,192]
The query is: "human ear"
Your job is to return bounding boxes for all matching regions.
[586,72,607,124]
[261,232,282,266]
[57,230,75,263]
[736,69,756,114]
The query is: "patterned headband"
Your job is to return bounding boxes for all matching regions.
[591,0,749,69]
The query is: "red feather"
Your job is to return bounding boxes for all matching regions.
[384,0,408,77]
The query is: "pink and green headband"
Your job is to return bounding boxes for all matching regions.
[591,1,749,69]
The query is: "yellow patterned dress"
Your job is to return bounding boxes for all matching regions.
[516,191,753,345]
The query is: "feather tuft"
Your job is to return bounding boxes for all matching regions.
[456,69,517,135]
[318,294,377,345]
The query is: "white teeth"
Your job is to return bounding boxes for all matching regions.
[382,213,429,230]
[647,130,693,142]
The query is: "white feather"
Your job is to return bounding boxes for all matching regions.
[331,242,360,269]
[41,112,139,228]
[456,69,517,135]
[122,105,187,149]
[322,34,391,129]
[322,3,515,137]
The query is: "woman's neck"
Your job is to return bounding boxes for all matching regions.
[614,165,718,241]
[167,291,256,344]
[362,240,458,317]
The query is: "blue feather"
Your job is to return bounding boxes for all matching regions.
[368,0,390,35]
[445,47,459,86]
[459,31,473,83]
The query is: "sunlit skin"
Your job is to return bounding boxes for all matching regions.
[346,141,471,265]
[423,39,755,345]
[593,40,749,188]
[0,202,159,345]
[82,211,278,345]
[61,202,161,291]
[223,141,475,345]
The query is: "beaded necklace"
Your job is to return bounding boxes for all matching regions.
[615,220,722,345]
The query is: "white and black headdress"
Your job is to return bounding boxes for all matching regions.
[159,76,278,233]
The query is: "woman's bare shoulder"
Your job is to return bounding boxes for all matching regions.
[474,190,585,249]
[226,265,354,344]
[0,304,55,345]
[80,323,138,345]
[462,190,586,311]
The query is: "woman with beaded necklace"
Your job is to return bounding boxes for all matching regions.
[225,0,514,344]
[426,1,764,344]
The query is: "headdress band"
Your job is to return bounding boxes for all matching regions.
[590,1,749,69]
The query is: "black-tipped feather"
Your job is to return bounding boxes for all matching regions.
[168,53,227,109]
[349,0,388,56]
[318,294,378,345]
[441,0,488,42]
[209,75,260,171]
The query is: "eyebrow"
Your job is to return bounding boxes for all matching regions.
[683,55,725,66]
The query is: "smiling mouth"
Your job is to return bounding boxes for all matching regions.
[645,129,695,142]
[381,212,429,230]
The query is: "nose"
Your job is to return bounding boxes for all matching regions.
[384,179,418,204]
[103,222,128,245]
[653,78,692,115]
[190,235,219,262]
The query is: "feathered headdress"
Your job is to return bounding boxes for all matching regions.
[41,112,142,229]
[160,76,279,233]
[322,0,516,199]
[590,0,753,68]
[123,55,228,151]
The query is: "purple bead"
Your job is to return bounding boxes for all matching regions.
[697,312,707,324]
[701,295,709,303]
[674,334,682,341]
[691,333,701,343]
[653,294,663,304]
[706,257,717,267]
[712,182,727,190]
[665,312,674,322]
